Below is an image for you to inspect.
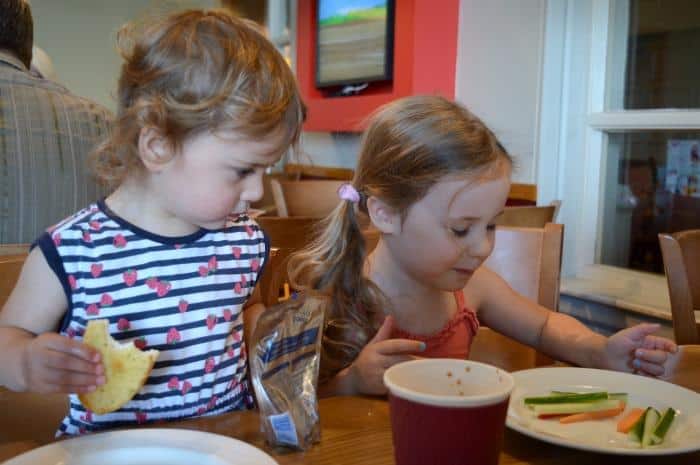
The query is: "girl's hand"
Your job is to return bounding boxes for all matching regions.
[347,316,426,395]
[21,333,105,394]
[603,323,677,376]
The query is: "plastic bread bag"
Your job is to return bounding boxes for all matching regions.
[250,293,324,450]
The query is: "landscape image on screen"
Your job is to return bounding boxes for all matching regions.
[317,0,389,86]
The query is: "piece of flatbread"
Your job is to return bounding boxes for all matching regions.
[78,319,159,414]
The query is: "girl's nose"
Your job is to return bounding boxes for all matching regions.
[468,231,494,260]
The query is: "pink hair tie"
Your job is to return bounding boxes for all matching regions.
[337,183,360,204]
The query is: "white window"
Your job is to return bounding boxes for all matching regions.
[539,0,700,282]
[537,0,700,319]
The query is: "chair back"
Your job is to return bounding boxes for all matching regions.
[250,173,287,216]
[661,345,700,392]
[0,244,30,309]
[283,163,354,181]
[0,387,69,443]
[495,205,556,228]
[270,179,345,218]
[507,183,537,206]
[659,230,700,344]
[484,224,563,311]
[256,216,319,249]
[470,224,564,371]
[256,218,379,306]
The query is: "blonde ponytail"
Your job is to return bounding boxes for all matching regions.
[287,195,385,382]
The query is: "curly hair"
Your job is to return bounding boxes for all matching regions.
[90,9,304,188]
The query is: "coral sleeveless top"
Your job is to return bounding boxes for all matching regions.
[391,292,480,359]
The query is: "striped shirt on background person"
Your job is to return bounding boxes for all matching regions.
[0,51,112,245]
[32,200,268,436]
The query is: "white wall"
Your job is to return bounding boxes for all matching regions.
[297,132,360,169]
[30,0,217,111]
[28,0,549,177]
[455,0,547,184]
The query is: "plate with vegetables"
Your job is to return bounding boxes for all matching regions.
[506,367,700,455]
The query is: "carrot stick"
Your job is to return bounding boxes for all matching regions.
[616,408,645,433]
[559,403,626,424]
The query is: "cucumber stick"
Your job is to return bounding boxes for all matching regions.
[608,393,628,403]
[524,392,608,405]
[531,399,622,415]
[651,408,676,445]
[641,408,661,448]
[628,408,648,443]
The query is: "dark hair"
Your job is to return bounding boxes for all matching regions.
[288,95,512,381]
[0,0,33,68]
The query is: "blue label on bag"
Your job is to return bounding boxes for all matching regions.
[269,412,298,446]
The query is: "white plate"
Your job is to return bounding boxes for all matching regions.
[506,367,700,455]
[2,428,278,465]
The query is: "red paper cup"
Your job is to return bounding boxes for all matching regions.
[384,359,514,465]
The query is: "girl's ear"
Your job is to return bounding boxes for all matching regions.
[366,196,401,235]
[138,127,175,172]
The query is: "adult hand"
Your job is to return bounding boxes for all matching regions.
[20,333,104,394]
[603,323,677,376]
[347,316,425,395]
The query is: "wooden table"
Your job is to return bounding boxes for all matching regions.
[2,395,698,464]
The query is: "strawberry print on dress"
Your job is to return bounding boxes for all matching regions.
[32,201,267,436]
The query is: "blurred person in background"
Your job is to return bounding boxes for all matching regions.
[30,45,56,80]
[0,0,112,244]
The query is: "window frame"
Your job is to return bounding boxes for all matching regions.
[538,0,700,279]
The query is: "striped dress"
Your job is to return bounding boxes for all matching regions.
[34,200,268,436]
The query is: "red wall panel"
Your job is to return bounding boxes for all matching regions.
[297,0,459,132]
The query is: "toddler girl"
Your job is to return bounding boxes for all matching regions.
[0,9,304,434]
[288,95,676,396]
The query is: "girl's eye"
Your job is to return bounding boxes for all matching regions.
[235,168,255,178]
[451,227,469,237]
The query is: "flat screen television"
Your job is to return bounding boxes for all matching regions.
[315,0,395,89]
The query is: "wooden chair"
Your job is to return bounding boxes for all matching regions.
[549,199,562,222]
[507,183,537,206]
[495,205,556,228]
[258,225,380,307]
[283,163,354,181]
[469,223,564,371]
[0,387,68,444]
[661,345,700,392]
[250,173,287,216]
[255,217,321,306]
[0,245,30,310]
[658,230,700,344]
[256,216,320,249]
[1,245,69,441]
[270,179,345,218]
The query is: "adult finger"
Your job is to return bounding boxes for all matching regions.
[42,335,101,362]
[375,338,426,356]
